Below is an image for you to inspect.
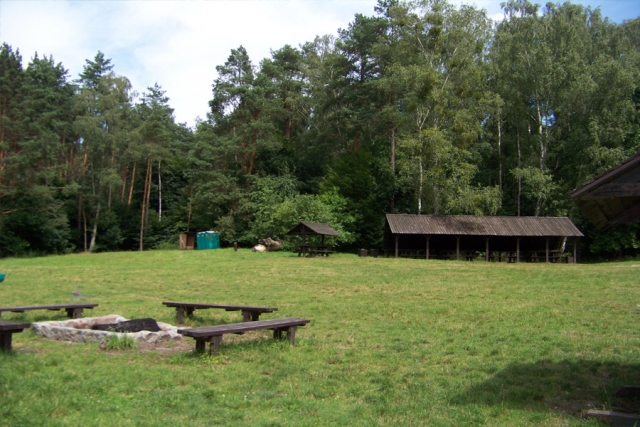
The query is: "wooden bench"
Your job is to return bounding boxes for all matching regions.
[178,317,310,354]
[162,301,278,324]
[0,320,31,352]
[0,303,98,319]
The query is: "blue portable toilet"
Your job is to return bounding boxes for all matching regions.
[196,231,221,250]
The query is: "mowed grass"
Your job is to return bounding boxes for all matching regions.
[1,250,639,426]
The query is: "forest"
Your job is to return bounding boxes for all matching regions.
[1,0,639,259]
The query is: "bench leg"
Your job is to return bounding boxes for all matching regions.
[176,307,184,324]
[242,311,251,322]
[0,332,12,352]
[287,326,297,345]
[210,336,222,355]
[186,308,195,318]
[195,339,205,353]
[66,308,83,318]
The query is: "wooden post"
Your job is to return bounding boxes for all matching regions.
[302,228,306,245]
[210,335,222,355]
[176,306,184,324]
[573,239,577,263]
[485,237,490,262]
[0,333,12,352]
[516,238,520,263]
[288,326,297,345]
[426,236,430,260]
[546,238,550,262]
[395,235,398,258]
[456,237,460,261]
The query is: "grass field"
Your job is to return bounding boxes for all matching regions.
[1,249,639,426]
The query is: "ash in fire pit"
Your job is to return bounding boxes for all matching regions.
[92,318,161,333]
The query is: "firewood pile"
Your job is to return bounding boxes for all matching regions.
[252,238,283,252]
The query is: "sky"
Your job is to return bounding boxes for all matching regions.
[2,0,639,128]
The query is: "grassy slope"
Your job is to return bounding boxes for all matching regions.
[1,250,639,426]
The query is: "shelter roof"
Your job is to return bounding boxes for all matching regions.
[385,214,583,237]
[286,222,341,236]
[570,152,640,229]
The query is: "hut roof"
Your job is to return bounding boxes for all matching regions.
[286,222,341,236]
[386,214,583,237]
[570,152,640,229]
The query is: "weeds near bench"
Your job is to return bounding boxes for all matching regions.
[104,333,137,350]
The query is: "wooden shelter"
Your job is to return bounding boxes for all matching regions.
[179,232,196,250]
[285,222,341,246]
[570,152,640,229]
[384,214,583,262]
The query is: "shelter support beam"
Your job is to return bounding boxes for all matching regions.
[395,236,398,258]
[456,237,460,261]
[546,238,550,262]
[485,237,490,262]
[573,239,577,263]
[426,236,430,260]
[516,238,520,263]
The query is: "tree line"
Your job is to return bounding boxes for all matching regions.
[1,0,639,259]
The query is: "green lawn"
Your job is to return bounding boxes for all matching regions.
[1,250,639,426]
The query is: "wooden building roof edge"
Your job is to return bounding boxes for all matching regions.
[570,151,640,199]
[285,222,341,236]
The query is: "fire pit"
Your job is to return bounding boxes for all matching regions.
[32,315,183,345]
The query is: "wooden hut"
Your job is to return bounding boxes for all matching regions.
[384,214,583,262]
[179,232,196,250]
[570,152,640,229]
[286,222,341,247]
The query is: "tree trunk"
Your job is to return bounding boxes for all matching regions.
[498,118,503,192]
[144,158,152,227]
[139,157,152,251]
[82,206,88,252]
[88,200,101,252]
[128,161,136,206]
[418,159,423,214]
[517,129,521,217]
[77,195,83,233]
[391,125,395,173]
[121,164,128,202]
[187,187,193,232]
[158,160,162,222]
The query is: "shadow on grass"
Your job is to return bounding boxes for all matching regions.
[451,359,640,417]
[169,335,293,363]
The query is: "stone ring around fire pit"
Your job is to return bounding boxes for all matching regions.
[32,315,183,345]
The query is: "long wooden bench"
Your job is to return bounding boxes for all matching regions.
[0,320,31,352]
[0,303,98,319]
[178,317,310,354]
[162,301,277,324]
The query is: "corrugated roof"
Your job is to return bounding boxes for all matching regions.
[286,222,341,236]
[386,214,583,237]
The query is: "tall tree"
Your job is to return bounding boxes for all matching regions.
[74,52,132,252]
